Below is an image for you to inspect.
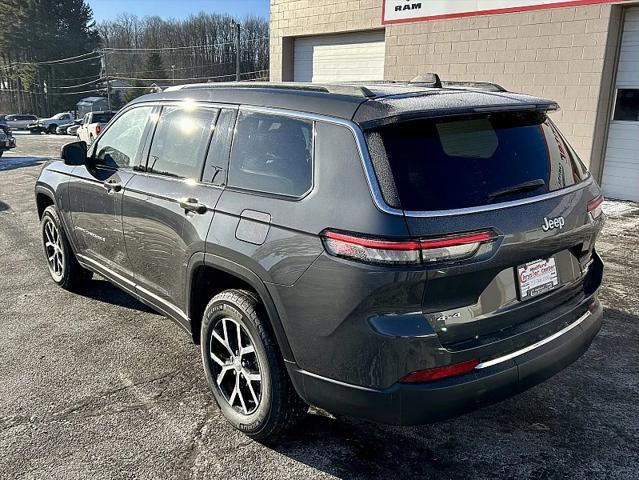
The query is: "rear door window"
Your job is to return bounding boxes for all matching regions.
[146,106,218,180]
[367,112,588,211]
[228,111,313,197]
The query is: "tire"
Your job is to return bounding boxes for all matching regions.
[41,205,93,290]
[48,124,57,134]
[201,289,307,440]
[0,151,3,158]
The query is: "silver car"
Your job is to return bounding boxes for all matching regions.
[5,114,38,130]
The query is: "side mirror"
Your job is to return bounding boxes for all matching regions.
[61,141,87,166]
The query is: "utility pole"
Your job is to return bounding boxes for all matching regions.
[234,21,241,82]
[102,50,112,110]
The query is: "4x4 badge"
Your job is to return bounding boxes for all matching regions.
[542,216,565,232]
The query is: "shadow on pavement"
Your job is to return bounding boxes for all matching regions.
[76,278,157,315]
[0,156,47,172]
[0,199,9,211]
[263,306,639,479]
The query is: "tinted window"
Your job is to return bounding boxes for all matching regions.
[228,111,313,197]
[202,109,236,186]
[146,106,218,180]
[613,89,639,121]
[93,112,115,123]
[94,106,153,169]
[368,112,588,211]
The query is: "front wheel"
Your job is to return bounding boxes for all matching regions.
[48,124,57,134]
[201,290,307,440]
[41,206,92,290]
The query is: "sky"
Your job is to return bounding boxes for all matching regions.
[87,0,270,22]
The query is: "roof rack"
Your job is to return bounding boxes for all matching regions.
[408,74,506,92]
[440,81,507,92]
[164,81,377,98]
[162,76,508,97]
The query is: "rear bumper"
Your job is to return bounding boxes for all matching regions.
[287,299,602,425]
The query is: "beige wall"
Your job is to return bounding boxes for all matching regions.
[270,1,627,168]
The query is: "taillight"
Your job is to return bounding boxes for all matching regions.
[95,125,101,134]
[400,359,480,383]
[321,231,421,265]
[587,195,604,219]
[420,231,495,263]
[320,230,497,266]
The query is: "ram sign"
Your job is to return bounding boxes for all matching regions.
[382,0,629,24]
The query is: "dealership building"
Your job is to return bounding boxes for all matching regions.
[270,0,639,201]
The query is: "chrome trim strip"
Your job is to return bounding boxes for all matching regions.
[475,311,591,369]
[79,255,189,321]
[235,105,593,218]
[239,105,403,215]
[126,101,593,218]
[402,177,593,218]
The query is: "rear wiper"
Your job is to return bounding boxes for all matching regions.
[487,179,546,200]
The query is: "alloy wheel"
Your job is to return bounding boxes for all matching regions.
[43,218,64,280]
[209,317,262,415]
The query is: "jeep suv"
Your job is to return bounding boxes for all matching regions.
[35,79,605,439]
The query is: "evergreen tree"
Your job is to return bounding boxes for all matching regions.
[145,52,167,80]
[0,0,100,114]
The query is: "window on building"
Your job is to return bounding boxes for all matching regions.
[228,111,313,197]
[613,89,639,122]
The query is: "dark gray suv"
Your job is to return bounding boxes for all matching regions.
[35,80,605,439]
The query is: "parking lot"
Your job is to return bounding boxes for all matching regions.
[0,133,638,480]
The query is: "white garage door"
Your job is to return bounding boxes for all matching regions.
[601,7,639,202]
[294,31,385,83]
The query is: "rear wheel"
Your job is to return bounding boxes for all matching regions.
[201,289,307,440]
[41,205,92,290]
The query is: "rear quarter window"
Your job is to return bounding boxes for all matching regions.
[367,112,588,211]
[228,111,313,197]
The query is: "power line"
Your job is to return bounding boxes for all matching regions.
[0,54,101,71]
[56,77,106,89]
[101,36,268,53]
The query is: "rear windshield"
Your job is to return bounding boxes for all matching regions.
[93,113,114,123]
[367,112,588,211]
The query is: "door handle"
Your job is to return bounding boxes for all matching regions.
[179,197,207,214]
[103,179,122,193]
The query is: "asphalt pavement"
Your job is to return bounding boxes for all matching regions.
[1,133,638,480]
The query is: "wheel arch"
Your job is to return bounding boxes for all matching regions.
[35,186,56,219]
[187,252,296,362]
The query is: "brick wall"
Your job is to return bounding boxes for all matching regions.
[270,1,620,166]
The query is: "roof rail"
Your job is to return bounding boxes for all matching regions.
[163,81,376,98]
[440,81,507,92]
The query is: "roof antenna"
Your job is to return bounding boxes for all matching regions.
[410,73,442,88]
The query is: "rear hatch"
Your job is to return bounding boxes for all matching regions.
[365,110,604,350]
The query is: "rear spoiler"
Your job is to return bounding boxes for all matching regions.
[357,101,560,129]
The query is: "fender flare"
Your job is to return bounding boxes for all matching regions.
[186,252,296,362]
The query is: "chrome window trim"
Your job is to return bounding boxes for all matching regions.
[126,102,594,217]
[475,311,591,370]
[238,105,594,218]
[225,106,316,200]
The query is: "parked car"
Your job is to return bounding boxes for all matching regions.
[35,79,605,440]
[5,114,38,130]
[0,121,16,157]
[28,112,75,134]
[67,123,82,136]
[76,111,115,144]
[57,119,83,135]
